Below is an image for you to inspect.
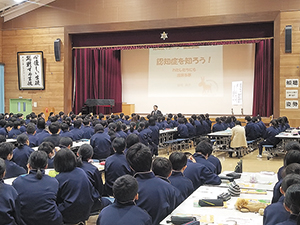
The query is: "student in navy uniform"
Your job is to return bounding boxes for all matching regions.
[59,137,73,149]
[42,122,62,147]
[148,117,159,156]
[35,126,51,146]
[186,118,196,138]
[127,122,139,135]
[138,122,154,150]
[25,124,37,147]
[77,144,111,212]
[81,118,94,139]
[0,142,26,179]
[90,124,112,160]
[70,120,84,141]
[205,113,212,133]
[124,133,140,155]
[0,134,6,143]
[104,137,132,196]
[54,148,98,224]
[19,119,26,133]
[258,119,280,158]
[193,141,217,174]
[169,152,194,198]
[276,184,300,225]
[200,114,211,134]
[244,116,259,141]
[97,175,152,225]
[212,117,224,132]
[38,142,56,168]
[12,151,63,225]
[116,121,128,138]
[126,143,181,225]
[0,121,13,138]
[36,118,46,134]
[12,134,34,171]
[59,123,75,140]
[257,116,267,137]
[0,158,18,225]
[177,118,189,138]
[263,174,300,225]
[183,152,221,189]
[8,121,22,139]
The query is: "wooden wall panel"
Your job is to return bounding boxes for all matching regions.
[3,27,65,115]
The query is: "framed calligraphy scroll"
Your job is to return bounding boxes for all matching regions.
[17,51,45,90]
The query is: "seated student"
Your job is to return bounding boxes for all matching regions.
[279,116,290,132]
[168,152,194,198]
[124,133,140,154]
[59,123,75,140]
[81,118,94,139]
[127,122,139,135]
[104,137,132,196]
[77,144,111,212]
[19,119,26,133]
[183,152,221,189]
[126,143,181,225]
[258,119,280,158]
[116,121,127,139]
[97,175,152,225]
[0,120,12,138]
[70,120,84,141]
[36,118,46,134]
[276,184,300,225]
[212,117,224,132]
[59,137,73,149]
[12,151,63,225]
[54,148,98,224]
[90,124,112,160]
[230,120,247,158]
[42,122,62,147]
[0,142,26,179]
[186,118,196,138]
[38,142,56,168]
[25,124,37,147]
[12,134,34,171]
[0,134,6,143]
[35,128,51,146]
[8,121,22,139]
[264,173,300,225]
[193,141,217,174]
[272,150,300,203]
[0,158,18,225]
[148,117,159,157]
[177,118,189,138]
[138,122,153,148]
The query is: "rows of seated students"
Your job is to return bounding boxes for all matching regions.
[0,127,222,225]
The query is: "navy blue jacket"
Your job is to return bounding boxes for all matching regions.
[186,123,196,138]
[97,201,152,225]
[139,128,153,146]
[263,195,289,225]
[26,134,37,147]
[264,126,280,146]
[81,126,94,139]
[184,160,221,189]
[36,128,44,134]
[149,125,160,145]
[70,128,84,141]
[135,172,181,225]
[272,179,283,203]
[169,171,194,199]
[12,170,63,225]
[193,153,217,174]
[0,179,18,225]
[116,130,128,139]
[43,134,61,147]
[4,159,26,179]
[277,166,284,181]
[202,120,211,134]
[0,127,8,137]
[212,123,224,132]
[275,214,297,225]
[48,157,54,169]
[104,153,132,196]
[127,130,139,135]
[8,129,21,139]
[12,145,34,171]
[90,132,112,160]
[35,130,51,146]
[59,131,75,140]
[245,121,259,141]
[207,155,222,175]
[56,167,98,224]
[177,124,189,138]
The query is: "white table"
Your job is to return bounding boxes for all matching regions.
[159,127,177,145]
[208,130,232,152]
[160,185,272,225]
[32,139,91,151]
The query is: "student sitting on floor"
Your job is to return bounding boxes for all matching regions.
[193,141,217,174]
[97,175,152,225]
[59,123,75,140]
[90,124,112,160]
[12,134,34,171]
[0,120,13,138]
[104,137,132,196]
[8,121,22,139]
[54,148,98,224]
[81,118,94,139]
[25,124,37,147]
[264,173,300,225]
[124,133,140,155]
[126,143,181,225]
[12,151,63,225]
[169,152,194,198]
[277,183,300,225]
[0,158,18,225]
[43,122,62,147]
[38,142,56,168]
[183,152,221,189]
[0,142,26,179]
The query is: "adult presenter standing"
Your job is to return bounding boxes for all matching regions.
[151,105,162,116]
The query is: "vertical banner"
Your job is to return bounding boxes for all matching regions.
[232,81,243,105]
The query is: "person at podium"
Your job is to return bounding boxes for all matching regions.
[151,105,162,116]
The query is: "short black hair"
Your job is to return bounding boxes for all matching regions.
[285,163,300,176]
[281,174,300,192]
[73,120,82,129]
[126,134,139,149]
[0,135,6,143]
[126,143,152,172]
[28,151,48,179]
[112,137,126,154]
[285,141,300,151]
[94,124,104,133]
[0,158,5,178]
[13,120,21,129]
[49,122,60,134]
[59,137,73,148]
[54,148,77,172]
[61,123,69,132]
[235,120,242,126]
[169,151,187,171]
[113,175,138,202]
[17,134,29,148]
[26,124,36,135]
[284,184,300,215]
[0,142,14,159]
[38,142,55,155]
[284,150,300,167]
[195,140,213,156]
[152,157,172,178]
[37,118,46,129]
[78,144,93,161]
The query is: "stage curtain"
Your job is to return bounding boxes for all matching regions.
[252,39,273,117]
[73,48,122,114]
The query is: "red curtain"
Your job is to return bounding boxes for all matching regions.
[73,49,122,114]
[252,39,273,117]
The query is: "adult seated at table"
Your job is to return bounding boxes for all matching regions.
[230,120,247,158]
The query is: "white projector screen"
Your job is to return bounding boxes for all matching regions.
[121,44,255,115]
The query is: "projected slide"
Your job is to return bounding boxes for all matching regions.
[148,46,223,97]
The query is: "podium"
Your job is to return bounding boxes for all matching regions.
[84,99,115,114]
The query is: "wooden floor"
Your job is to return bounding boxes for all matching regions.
[86,148,283,224]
